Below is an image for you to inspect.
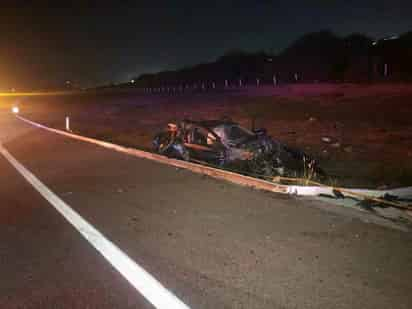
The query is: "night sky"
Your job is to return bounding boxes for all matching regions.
[0,1,411,89]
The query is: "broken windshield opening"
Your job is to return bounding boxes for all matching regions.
[227,125,255,143]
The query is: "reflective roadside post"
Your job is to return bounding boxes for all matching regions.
[66,116,71,131]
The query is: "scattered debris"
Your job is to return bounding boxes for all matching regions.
[358,199,378,211]
[333,122,343,129]
[321,149,329,156]
[377,184,389,190]
[343,146,353,153]
[321,137,332,143]
[374,207,406,220]
[332,189,345,199]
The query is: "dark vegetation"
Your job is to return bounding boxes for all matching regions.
[109,30,412,89]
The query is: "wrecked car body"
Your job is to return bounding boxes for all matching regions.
[153,119,324,178]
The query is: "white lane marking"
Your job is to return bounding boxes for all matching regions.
[0,144,190,309]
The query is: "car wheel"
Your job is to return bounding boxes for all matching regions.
[153,132,173,154]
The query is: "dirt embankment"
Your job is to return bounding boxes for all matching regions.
[6,83,412,188]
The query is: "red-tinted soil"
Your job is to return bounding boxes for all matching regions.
[4,83,412,188]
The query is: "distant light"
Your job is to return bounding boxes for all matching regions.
[372,41,377,46]
[65,80,71,84]
[384,35,399,41]
[381,35,399,42]
[130,79,135,84]
[12,106,19,114]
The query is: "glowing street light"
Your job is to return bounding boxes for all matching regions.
[12,106,19,114]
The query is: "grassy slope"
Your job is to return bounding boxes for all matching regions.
[8,83,412,188]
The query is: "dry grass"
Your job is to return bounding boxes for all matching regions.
[14,83,412,188]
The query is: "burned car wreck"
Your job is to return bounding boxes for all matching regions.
[153,119,324,179]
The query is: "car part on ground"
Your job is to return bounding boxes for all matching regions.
[153,119,325,180]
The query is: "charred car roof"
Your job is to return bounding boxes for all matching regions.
[181,119,236,129]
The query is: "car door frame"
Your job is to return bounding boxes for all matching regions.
[183,124,225,163]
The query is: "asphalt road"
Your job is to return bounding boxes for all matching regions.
[1,109,412,309]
